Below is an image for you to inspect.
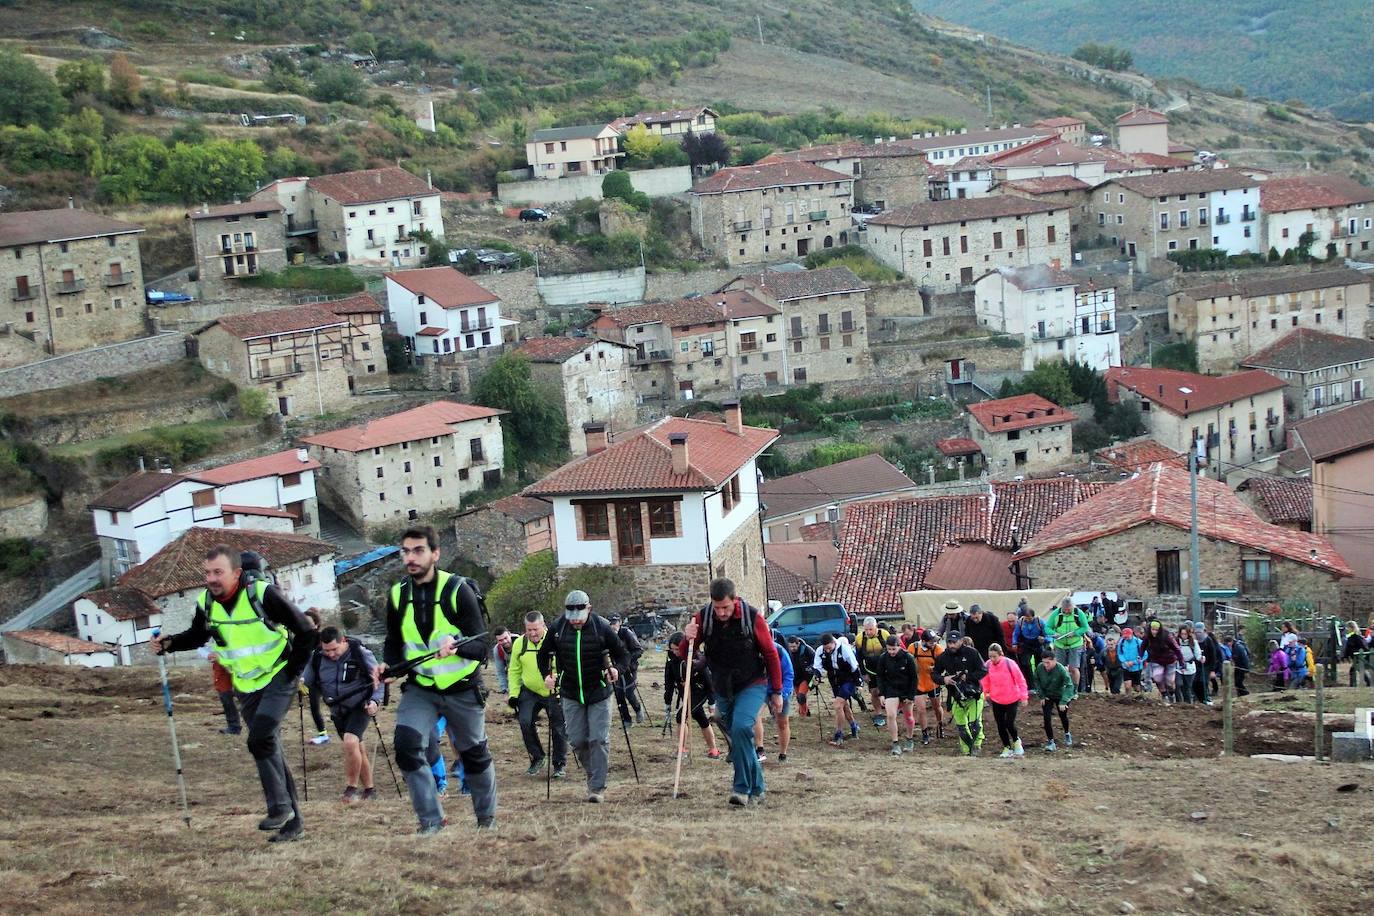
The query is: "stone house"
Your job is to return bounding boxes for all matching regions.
[760,452,916,544]
[453,494,555,578]
[301,400,507,534]
[386,267,507,359]
[318,292,390,392]
[967,393,1075,479]
[1288,400,1374,580]
[0,206,146,355]
[709,288,784,391]
[185,200,287,302]
[974,264,1120,371]
[1241,329,1374,421]
[1259,175,1374,260]
[525,124,624,179]
[1167,268,1372,373]
[611,107,717,138]
[299,167,443,267]
[1095,170,1262,265]
[512,335,638,457]
[1106,365,1288,472]
[2,630,116,667]
[865,196,1072,293]
[250,176,319,243]
[1236,476,1312,532]
[1031,116,1088,147]
[524,405,777,609]
[194,303,356,417]
[690,161,855,266]
[1116,108,1171,157]
[1013,462,1350,621]
[998,176,1093,244]
[761,141,928,209]
[721,267,872,385]
[587,297,732,403]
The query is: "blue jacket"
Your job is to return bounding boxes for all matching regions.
[1013,616,1047,649]
[775,640,795,699]
[1117,636,1144,671]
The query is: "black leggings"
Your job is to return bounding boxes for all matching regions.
[990,700,1020,748]
[1041,700,1070,739]
[308,684,326,733]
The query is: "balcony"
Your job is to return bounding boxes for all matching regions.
[840,321,856,333]
[1097,321,1114,333]
[364,237,387,249]
[224,267,262,279]
[739,341,759,353]
[786,323,808,340]
[1241,212,1257,222]
[1031,326,1072,341]
[458,320,495,334]
[10,286,35,302]
[285,220,318,237]
[256,362,305,380]
[1214,214,1232,225]
[103,272,133,287]
[631,350,671,365]
[731,219,753,231]
[1265,415,1280,428]
[219,241,258,254]
[54,279,86,295]
[817,324,832,336]
[809,210,828,220]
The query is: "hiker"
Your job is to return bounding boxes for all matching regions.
[898,623,920,650]
[1001,612,1018,655]
[211,657,241,735]
[1278,621,1299,649]
[677,578,783,806]
[303,608,330,745]
[1047,597,1091,687]
[785,635,815,717]
[1290,638,1312,688]
[1141,619,1183,704]
[608,615,646,726]
[376,525,496,833]
[150,544,317,843]
[1267,640,1289,690]
[1117,626,1145,694]
[490,628,513,695]
[537,589,628,804]
[981,643,1028,759]
[964,604,1003,661]
[1033,650,1076,750]
[936,600,966,639]
[664,632,721,761]
[1078,630,1104,693]
[1175,624,1206,705]
[1342,621,1372,687]
[1012,605,1048,685]
[816,632,863,746]
[909,627,945,744]
[507,611,566,780]
[1224,635,1251,695]
[754,630,795,763]
[874,635,918,755]
[303,625,382,803]
[853,617,891,727]
[1101,633,1124,695]
[931,631,987,756]
[1198,622,1224,697]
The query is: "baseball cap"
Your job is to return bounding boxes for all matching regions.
[607,614,622,624]
[945,631,962,645]
[921,628,938,641]
[564,590,590,621]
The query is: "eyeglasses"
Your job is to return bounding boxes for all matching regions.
[565,603,588,611]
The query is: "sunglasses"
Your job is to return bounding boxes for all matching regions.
[566,603,588,611]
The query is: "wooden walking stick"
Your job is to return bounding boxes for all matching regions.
[672,639,695,799]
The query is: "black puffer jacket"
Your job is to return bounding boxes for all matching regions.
[873,649,918,699]
[536,614,628,706]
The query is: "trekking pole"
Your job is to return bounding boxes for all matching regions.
[297,692,309,802]
[546,689,557,801]
[672,639,694,799]
[153,631,191,828]
[618,692,641,785]
[634,684,655,729]
[371,715,403,799]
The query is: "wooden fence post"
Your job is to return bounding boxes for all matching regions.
[1314,667,1324,762]
[1222,660,1234,756]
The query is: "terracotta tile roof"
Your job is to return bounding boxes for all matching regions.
[1177,268,1371,303]
[196,449,320,485]
[611,107,714,130]
[1001,176,1091,195]
[967,394,1073,434]
[117,526,335,599]
[1289,398,1374,461]
[592,298,726,330]
[989,137,1101,167]
[760,453,916,521]
[868,195,1059,228]
[1260,175,1374,213]
[525,416,777,496]
[893,127,1050,153]
[1237,476,1312,525]
[692,161,850,194]
[1095,438,1186,471]
[514,336,596,363]
[1033,117,1086,129]
[416,326,446,336]
[727,266,870,301]
[0,208,143,248]
[765,541,838,601]
[1106,366,1285,416]
[486,494,553,523]
[221,504,296,519]
[4,630,112,655]
[205,304,346,341]
[307,167,435,205]
[1015,463,1349,575]
[1117,108,1170,126]
[79,587,160,621]
[385,267,499,310]
[1276,447,1312,474]
[924,542,1017,590]
[1112,169,1257,197]
[938,437,982,457]
[89,471,195,512]
[763,140,925,162]
[708,289,778,320]
[983,263,1078,291]
[1127,152,1197,170]
[320,292,385,316]
[301,400,506,452]
[1242,329,1374,373]
[186,200,283,221]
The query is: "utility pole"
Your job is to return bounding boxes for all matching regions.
[756,15,764,44]
[1189,440,1202,624]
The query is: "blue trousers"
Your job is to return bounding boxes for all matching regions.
[714,681,767,797]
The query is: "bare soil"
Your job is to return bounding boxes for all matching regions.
[1,659,1370,915]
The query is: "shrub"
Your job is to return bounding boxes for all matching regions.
[0,538,47,578]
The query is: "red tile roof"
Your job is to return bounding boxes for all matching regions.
[301,400,506,452]
[385,267,499,310]
[117,527,335,599]
[416,326,446,336]
[1259,175,1374,213]
[1106,366,1285,416]
[1289,398,1374,461]
[1033,117,1086,129]
[692,161,850,194]
[1237,476,1312,525]
[205,304,346,341]
[1127,152,1197,170]
[893,127,1050,153]
[485,494,553,523]
[1095,438,1186,471]
[937,437,982,457]
[196,449,320,485]
[591,298,726,331]
[765,541,839,601]
[611,107,714,130]
[514,336,597,363]
[989,137,1101,167]
[321,292,385,316]
[4,630,112,655]
[525,416,777,496]
[924,542,1017,591]
[89,471,195,512]
[1001,176,1091,195]
[1015,463,1349,575]
[0,208,143,248]
[709,289,778,320]
[868,195,1059,228]
[79,587,160,621]
[221,504,296,519]
[187,200,283,221]
[967,394,1073,434]
[982,264,1078,291]
[1177,268,1371,302]
[1117,108,1169,126]
[762,140,926,162]
[760,453,916,521]
[307,166,436,205]
[727,266,870,301]
[1112,169,1257,197]
[1242,328,1374,373]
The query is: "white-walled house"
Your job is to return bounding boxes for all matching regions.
[524,405,777,608]
[196,448,322,538]
[305,167,443,267]
[385,267,510,357]
[974,264,1120,371]
[1,630,117,667]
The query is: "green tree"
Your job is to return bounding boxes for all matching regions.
[485,551,635,630]
[98,133,169,203]
[1018,359,1075,407]
[55,59,106,99]
[622,124,664,167]
[735,143,772,166]
[0,49,64,127]
[1102,400,1146,441]
[347,31,378,56]
[1073,418,1110,452]
[1152,340,1198,372]
[237,388,272,420]
[602,170,650,211]
[310,64,365,104]
[473,352,569,476]
[162,138,265,203]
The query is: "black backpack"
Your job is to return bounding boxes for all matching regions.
[311,636,369,703]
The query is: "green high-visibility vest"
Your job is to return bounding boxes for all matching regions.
[203,580,287,693]
[392,570,479,690]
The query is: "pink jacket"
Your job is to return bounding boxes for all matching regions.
[981,656,1029,704]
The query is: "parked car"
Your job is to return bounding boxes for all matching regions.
[518,208,550,222]
[145,288,194,304]
[449,247,520,271]
[766,602,852,644]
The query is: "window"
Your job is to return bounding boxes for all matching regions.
[403,461,412,473]
[433,455,442,467]
[458,468,469,481]
[1242,556,1275,594]
[282,473,302,487]
[992,231,1003,249]
[1016,228,1026,247]
[470,438,484,463]
[191,489,216,508]
[580,502,609,539]
[435,478,443,488]
[1048,225,1056,244]
[1156,550,1181,594]
[1160,213,1169,230]
[647,499,678,537]
[793,367,807,383]
[376,466,386,479]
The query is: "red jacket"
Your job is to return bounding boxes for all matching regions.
[1001,618,1017,655]
[980,656,1029,704]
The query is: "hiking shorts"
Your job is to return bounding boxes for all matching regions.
[1054,646,1083,669]
[776,694,792,717]
[1124,669,1142,686]
[833,680,858,701]
[331,704,370,740]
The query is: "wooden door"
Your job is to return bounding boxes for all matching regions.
[615,501,645,562]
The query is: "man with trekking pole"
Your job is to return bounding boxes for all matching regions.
[151,544,317,843]
[508,611,567,780]
[303,625,383,802]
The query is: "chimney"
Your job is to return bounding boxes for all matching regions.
[827,503,840,546]
[296,447,309,463]
[583,422,608,456]
[426,169,433,189]
[67,196,75,209]
[722,399,742,435]
[669,432,689,475]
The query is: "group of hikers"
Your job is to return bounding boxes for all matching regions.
[153,526,1374,843]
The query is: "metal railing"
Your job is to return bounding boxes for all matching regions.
[54,279,86,294]
[809,210,828,220]
[103,272,133,287]
[1215,214,1232,225]
[10,287,35,302]
[786,324,808,339]
[731,220,752,231]
[364,238,387,249]
[1241,212,1257,222]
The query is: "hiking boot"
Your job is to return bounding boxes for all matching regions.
[417,822,445,837]
[258,810,293,831]
[777,752,788,763]
[1064,732,1074,747]
[999,747,1015,759]
[436,786,448,800]
[361,787,376,801]
[218,726,241,735]
[891,741,902,757]
[903,738,915,753]
[1013,739,1025,758]
[552,766,567,779]
[525,759,545,777]
[749,793,765,806]
[921,729,931,746]
[937,723,946,739]
[476,816,496,831]
[873,715,887,727]
[586,792,604,803]
[830,729,845,746]
[341,786,358,804]
[755,747,767,763]
[635,709,645,725]
[970,746,982,758]
[706,748,723,760]
[268,818,303,843]
[1044,739,1058,752]
[728,793,748,806]
[309,732,330,746]
[621,718,634,729]
[850,722,860,739]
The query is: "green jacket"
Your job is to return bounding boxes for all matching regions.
[1032,662,1076,704]
[1047,606,1089,650]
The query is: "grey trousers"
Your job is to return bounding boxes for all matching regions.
[237,666,302,821]
[394,685,496,827]
[561,696,612,793]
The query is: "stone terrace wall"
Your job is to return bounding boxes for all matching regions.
[0,332,187,398]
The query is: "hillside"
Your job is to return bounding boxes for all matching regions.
[911,0,1374,117]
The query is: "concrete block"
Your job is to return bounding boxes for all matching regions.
[1330,731,1374,763]
[1354,707,1374,740]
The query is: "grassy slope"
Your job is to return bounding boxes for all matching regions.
[910,0,1374,111]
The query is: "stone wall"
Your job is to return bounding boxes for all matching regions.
[536,267,646,306]
[497,166,692,206]
[453,508,531,577]
[0,495,47,540]
[0,332,188,398]
[868,281,925,318]
[20,395,226,448]
[712,519,768,610]
[0,328,45,370]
